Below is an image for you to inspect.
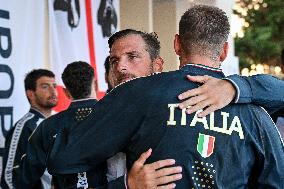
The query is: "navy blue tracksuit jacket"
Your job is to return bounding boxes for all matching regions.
[14,99,126,189]
[47,64,284,188]
[1,108,46,189]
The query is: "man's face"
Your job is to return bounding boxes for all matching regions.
[109,34,155,87]
[32,76,58,109]
[105,64,116,90]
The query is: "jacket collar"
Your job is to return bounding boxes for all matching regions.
[29,107,46,118]
[180,63,225,78]
[69,98,98,109]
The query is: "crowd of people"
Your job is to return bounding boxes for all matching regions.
[1,5,283,189]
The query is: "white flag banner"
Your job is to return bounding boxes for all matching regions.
[49,0,119,111]
[49,0,90,85]
[0,0,119,180]
[48,0,91,111]
[93,0,119,93]
[0,0,48,180]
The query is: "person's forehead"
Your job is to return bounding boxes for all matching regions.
[110,34,147,55]
[36,76,56,85]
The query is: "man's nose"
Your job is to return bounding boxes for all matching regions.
[116,58,128,73]
[50,86,58,96]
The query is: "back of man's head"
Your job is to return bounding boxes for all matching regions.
[104,55,115,91]
[179,5,230,61]
[24,69,55,91]
[104,56,111,76]
[62,61,94,100]
[108,29,161,61]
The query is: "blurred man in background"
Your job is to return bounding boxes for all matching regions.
[1,69,58,189]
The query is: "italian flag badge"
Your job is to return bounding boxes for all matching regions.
[197,133,215,158]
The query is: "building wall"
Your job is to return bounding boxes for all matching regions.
[153,0,178,71]
[119,0,239,74]
[120,0,153,32]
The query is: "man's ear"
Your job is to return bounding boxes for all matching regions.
[26,90,35,102]
[220,42,229,62]
[105,72,108,84]
[153,57,164,72]
[92,78,97,99]
[174,34,182,56]
[63,88,72,100]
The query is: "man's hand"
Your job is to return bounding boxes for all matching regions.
[178,75,236,117]
[128,149,182,189]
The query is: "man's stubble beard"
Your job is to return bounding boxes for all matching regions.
[114,63,154,87]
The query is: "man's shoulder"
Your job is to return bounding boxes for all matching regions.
[103,70,196,108]
[16,112,35,124]
[225,103,270,118]
[39,110,68,129]
[114,70,188,94]
[224,103,275,130]
[39,107,79,133]
[12,112,37,132]
[4,112,34,145]
[46,110,67,121]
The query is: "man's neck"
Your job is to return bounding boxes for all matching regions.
[31,106,52,118]
[71,92,96,102]
[179,54,220,69]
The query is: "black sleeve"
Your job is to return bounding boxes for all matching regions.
[13,123,34,169]
[96,175,126,189]
[47,83,149,175]
[0,127,15,188]
[227,74,284,114]
[11,121,36,188]
[14,122,47,188]
[252,107,284,188]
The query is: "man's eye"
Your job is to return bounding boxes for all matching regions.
[110,60,118,65]
[129,55,138,60]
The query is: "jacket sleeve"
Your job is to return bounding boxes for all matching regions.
[13,122,47,189]
[10,120,37,189]
[96,175,127,189]
[47,83,149,175]
[12,122,35,169]
[227,74,284,114]
[253,107,284,188]
[0,127,15,188]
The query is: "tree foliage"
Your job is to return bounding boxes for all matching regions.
[234,0,284,68]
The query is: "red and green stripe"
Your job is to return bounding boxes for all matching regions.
[197,133,215,158]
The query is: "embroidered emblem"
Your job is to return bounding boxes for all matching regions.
[197,133,215,158]
[75,108,92,121]
[77,172,88,189]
